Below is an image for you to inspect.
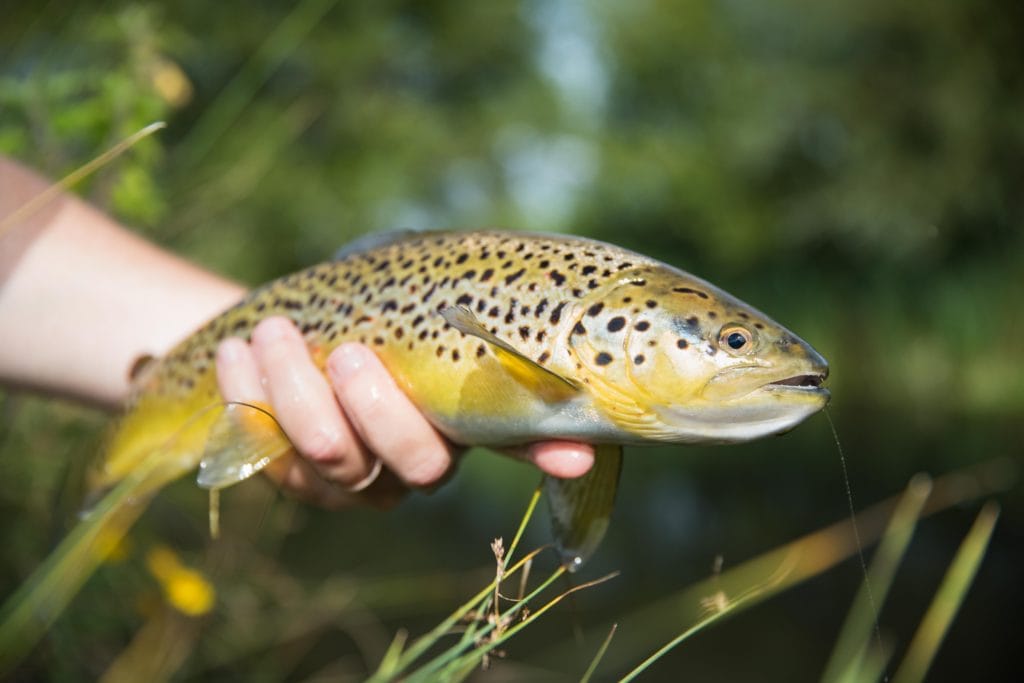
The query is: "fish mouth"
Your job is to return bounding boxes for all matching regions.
[763,369,830,401]
[769,373,826,389]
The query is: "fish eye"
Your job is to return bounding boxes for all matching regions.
[719,325,754,354]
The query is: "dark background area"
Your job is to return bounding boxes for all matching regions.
[1,1,1021,680]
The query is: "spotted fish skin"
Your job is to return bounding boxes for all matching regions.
[0,231,831,663]
[98,230,829,488]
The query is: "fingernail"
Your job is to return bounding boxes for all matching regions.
[328,343,366,379]
[216,338,243,366]
[252,316,297,345]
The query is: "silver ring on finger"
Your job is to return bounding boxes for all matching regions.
[346,456,383,492]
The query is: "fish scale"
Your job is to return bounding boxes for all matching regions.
[0,230,830,663]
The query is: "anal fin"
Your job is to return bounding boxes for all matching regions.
[545,444,623,571]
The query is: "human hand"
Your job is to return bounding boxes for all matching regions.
[215,316,595,509]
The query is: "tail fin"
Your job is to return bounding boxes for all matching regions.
[0,452,170,672]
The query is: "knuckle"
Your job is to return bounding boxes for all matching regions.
[297,428,347,465]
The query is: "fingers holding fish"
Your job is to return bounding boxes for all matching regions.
[327,342,457,489]
[215,332,373,508]
[526,441,595,479]
[247,317,382,491]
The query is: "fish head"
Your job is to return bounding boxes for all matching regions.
[568,267,829,443]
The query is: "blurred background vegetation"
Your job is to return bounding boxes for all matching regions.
[1,0,1021,680]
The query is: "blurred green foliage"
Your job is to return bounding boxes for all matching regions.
[1,0,1021,681]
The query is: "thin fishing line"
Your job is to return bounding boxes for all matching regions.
[825,407,886,678]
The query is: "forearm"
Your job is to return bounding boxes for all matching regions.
[0,158,246,408]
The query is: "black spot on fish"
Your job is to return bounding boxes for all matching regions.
[395,327,405,339]
[582,265,597,276]
[476,299,487,313]
[519,326,530,340]
[646,300,657,309]
[573,321,587,336]
[452,349,461,362]
[754,322,765,330]
[535,330,547,342]
[708,311,717,319]
[476,344,486,357]
[738,312,750,320]
[550,270,566,286]
[634,354,645,365]
[550,302,566,324]
[607,317,625,332]
[673,287,709,299]
[588,303,604,317]
[488,306,500,318]
[480,268,494,282]
[456,253,469,264]
[505,268,526,285]
[538,351,550,364]
[635,321,650,331]
[536,299,549,317]
[382,300,398,312]
[412,315,425,327]
[373,336,385,346]
[539,259,550,268]
[456,294,473,306]
[595,352,613,366]
[400,302,415,314]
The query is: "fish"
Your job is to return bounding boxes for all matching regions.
[0,230,829,665]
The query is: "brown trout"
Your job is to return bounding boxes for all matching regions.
[0,230,828,662]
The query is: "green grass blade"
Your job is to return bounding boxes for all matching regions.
[618,590,760,683]
[434,569,618,680]
[174,0,338,170]
[366,485,544,682]
[580,623,617,683]
[821,474,932,683]
[891,502,1000,683]
[0,121,166,239]
[405,565,570,683]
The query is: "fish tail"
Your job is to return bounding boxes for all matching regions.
[0,453,170,672]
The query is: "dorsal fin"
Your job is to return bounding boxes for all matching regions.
[333,229,425,261]
[440,305,580,401]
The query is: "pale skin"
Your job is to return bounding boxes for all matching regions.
[0,158,594,508]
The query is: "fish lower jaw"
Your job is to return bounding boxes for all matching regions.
[652,400,827,444]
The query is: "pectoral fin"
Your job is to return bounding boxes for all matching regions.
[196,401,292,490]
[440,305,580,401]
[545,444,623,571]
